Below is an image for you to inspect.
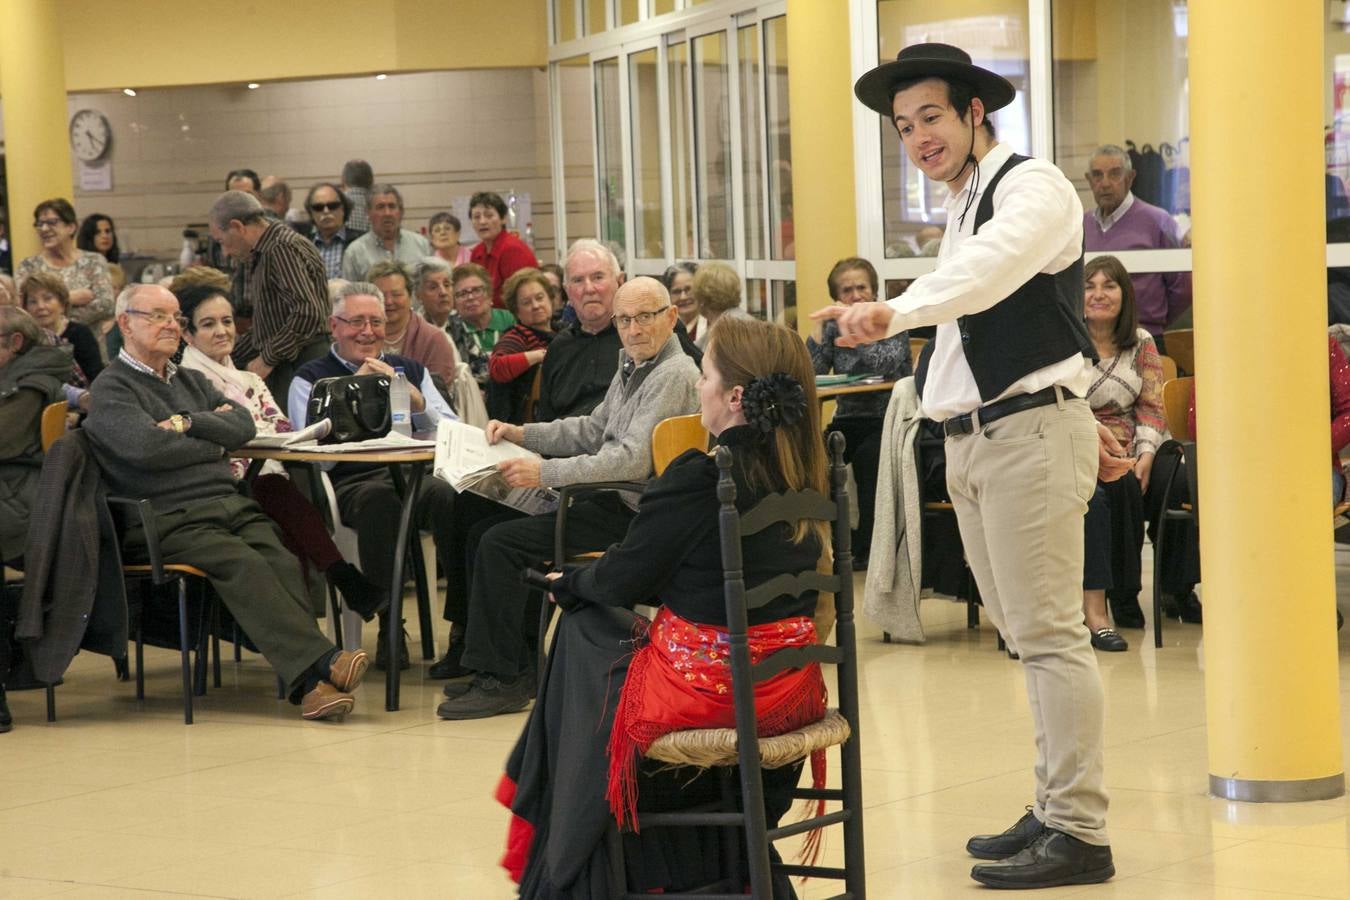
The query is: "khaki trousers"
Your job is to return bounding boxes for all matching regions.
[944,394,1109,846]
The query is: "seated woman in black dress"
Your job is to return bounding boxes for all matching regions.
[19,271,103,396]
[495,315,830,898]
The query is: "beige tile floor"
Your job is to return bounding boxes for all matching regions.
[3,548,1350,899]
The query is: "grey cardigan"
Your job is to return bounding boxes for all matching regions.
[522,334,699,489]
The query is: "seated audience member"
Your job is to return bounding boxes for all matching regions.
[429,212,472,267]
[534,240,623,422]
[289,282,460,670]
[0,275,16,306]
[0,307,72,563]
[172,267,382,617]
[305,182,366,279]
[433,276,699,714]
[367,260,458,387]
[487,268,556,423]
[340,184,431,281]
[662,262,702,345]
[17,198,116,333]
[806,256,912,568]
[495,315,827,894]
[468,191,540,307]
[691,261,743,342]
[413,257,455,329]
[209,190,332,399]
[1082,144,1191,347]
[84,284,369,719]
[448,263,516,387]
[20,272,104,392]
[538,262,569,329]
[1081,255,1198,636]
[340,159,374,233]
[77,213,120,264]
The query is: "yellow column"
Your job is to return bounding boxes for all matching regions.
[785,0,857,334]
[0,0,75,262]
[1191,1,1344,800]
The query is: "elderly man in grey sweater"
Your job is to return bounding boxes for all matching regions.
[84,284,370,721]
[437,276,699,719]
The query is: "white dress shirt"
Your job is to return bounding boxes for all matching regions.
[882,141,1091,421]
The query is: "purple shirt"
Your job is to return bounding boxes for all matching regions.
[1083,195,1192,335]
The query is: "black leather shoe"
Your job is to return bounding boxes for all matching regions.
[436,673,532,720]
[970,828,1114,889]
[1107,594,1145,629]
[1089,627,1128,652]
[374,625,411,671]
[966,807,1044,860]
[428,630,470,679]
[1162,591,1203,624]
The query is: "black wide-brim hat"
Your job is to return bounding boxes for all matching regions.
[854,42,1015,117]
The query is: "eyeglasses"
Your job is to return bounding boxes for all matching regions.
[125,308,189,330]
[34,218,64,230]
[454,285,487,301]
[333,314,386,331]
[613,305,671,330]
[309,201,343,212]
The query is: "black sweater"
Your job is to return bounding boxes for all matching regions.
[553,425,821,626]
[535,321,621,422]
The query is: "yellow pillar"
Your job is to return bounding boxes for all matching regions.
[0,0,75,262]
[1191,1,1344,801]
[785,0,857,334]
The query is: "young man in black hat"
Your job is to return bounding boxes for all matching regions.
[816,43,1128,889]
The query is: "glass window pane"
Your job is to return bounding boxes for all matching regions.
[558,56,597,249]
[654,0,677,14]
[693,30,733,259]
[668,39,696,259]
[876,1,1032,257]
[1054,0,1191,242]
[1330,12,1350,230]
[619,0,640,26]
[556,0,579,43]
[595,57,626,254]
[629,49,664,257]
[738,24,765,260]
[764,15,793,260]
[745,277,768,320]
[773,280,796,330]
[586,0,607,35]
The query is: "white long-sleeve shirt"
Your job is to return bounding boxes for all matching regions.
[882,141,1091,421]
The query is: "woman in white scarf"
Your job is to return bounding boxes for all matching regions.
[173,269,385,621]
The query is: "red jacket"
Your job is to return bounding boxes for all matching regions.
[470,230,539,308]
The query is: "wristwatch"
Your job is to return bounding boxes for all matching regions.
[170,414,191,434]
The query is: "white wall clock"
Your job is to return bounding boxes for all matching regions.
[69,109,112,162]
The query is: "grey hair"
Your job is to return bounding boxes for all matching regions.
[0,306,43,352]
[114,282,163,316]
[369,184,403,208]
[208,190,267,230]
[413,255,453,294]
[1090,144,1132,172]
[331,280,385,317]
[563,238,621,279]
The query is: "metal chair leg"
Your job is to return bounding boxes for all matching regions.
[409,535,435,661]
[176,578,193,725]
[135,607,145,701]
[45,684,55,723]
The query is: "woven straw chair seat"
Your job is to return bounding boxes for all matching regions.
[644,708,851,770]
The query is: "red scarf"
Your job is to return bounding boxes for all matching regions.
[606,607,827,833]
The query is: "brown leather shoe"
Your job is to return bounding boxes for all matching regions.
[328,650,370,693]
[301,682,355,720]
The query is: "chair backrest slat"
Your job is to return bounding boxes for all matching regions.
[743,570,838,610]
[738,489,836,536]
[751,644,841,682]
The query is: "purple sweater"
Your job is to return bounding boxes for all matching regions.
[1083,195,1192,336]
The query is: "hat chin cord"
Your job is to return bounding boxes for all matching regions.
[951,111,981,230]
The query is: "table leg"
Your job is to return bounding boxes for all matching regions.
[385,461,423,711]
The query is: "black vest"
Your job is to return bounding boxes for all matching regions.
[915,153,1095,402]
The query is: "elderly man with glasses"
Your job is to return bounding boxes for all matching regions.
[434,274,699,719]
[84,284,370,720]
[289,282,460,671]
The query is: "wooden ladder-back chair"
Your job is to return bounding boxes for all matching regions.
[1158,354,1178,386]
[606,432,866,898]
[1165,328,1194,376]
[40,402,66,452]
[1151,376,1197,648]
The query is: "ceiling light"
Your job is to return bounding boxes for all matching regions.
[375,73,388,80]
[247,82,260,90]
[123,88,137,97]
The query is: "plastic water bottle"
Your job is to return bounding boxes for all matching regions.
[390,367,412,437]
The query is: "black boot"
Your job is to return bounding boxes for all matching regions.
[1162,590,1203,624]
[1107,593,1145,629]
[375,617,410,671]
[428,627,470,679]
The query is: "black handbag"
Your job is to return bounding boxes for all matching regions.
[306,374,391,443]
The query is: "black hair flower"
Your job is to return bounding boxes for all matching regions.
[742,372,807,434]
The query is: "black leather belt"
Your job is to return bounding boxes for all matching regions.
[942,386,1074,437]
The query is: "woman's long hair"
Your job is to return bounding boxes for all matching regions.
[705,315,829,546]
[1083,254,1139,351]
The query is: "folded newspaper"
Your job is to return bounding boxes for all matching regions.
[242,418,332,448]
[432,420,558,515]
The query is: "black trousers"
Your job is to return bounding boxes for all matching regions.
[1082,483,1113,591]
[1085,464,1199,601]
[264,335,331,405]
[460,494,635,679]
[331,467,458,610]
[826,417,883,557]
